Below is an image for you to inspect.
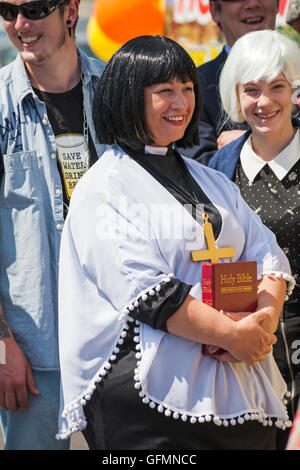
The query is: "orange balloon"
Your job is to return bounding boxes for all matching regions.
[94,0,164,43]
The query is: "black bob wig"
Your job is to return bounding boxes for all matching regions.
[92,35,202,150]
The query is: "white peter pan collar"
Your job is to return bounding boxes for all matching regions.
[240,129,300,183]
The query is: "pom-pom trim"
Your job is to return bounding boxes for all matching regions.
[56,272,292,440]
[118,273,175,323]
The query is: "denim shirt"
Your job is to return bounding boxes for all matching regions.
[0,49,107,369]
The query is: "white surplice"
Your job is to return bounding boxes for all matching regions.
[56,145,294,439]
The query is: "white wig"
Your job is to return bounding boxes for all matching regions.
[219,30,300,123]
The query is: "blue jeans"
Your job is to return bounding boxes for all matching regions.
[0,369,70,450]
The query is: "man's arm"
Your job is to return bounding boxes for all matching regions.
[0,301,40,413]
[0,151,39,411]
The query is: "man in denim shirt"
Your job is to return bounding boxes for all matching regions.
[0,0,106,449]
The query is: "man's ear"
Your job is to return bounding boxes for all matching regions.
[209,0,221,27]
[65,0,79,27]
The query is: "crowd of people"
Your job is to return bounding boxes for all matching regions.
[0,0,299,451]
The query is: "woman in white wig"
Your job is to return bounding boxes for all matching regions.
[56,35,294,450]
[209,29,300,448]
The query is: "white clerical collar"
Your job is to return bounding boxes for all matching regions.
[240,129,300,182]
[145,145,169,156]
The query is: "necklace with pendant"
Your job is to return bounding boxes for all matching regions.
[82,102,90,163]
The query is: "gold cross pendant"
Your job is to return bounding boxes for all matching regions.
[191,213,235,263]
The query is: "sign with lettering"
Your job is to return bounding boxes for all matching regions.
[167,0,291,66]
[87,0,291,66]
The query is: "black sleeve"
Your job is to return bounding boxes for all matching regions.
[126,277,192,332]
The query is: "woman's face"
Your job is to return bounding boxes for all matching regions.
[144,77,195,147]
[237,73,294,138]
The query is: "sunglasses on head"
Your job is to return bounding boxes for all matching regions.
[0,0,66,21]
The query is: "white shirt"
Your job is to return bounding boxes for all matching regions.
[240,129,300,183]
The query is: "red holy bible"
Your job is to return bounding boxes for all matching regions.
[190,213,257,356]
[202,261,257,356]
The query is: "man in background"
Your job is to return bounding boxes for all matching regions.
[0,0,106,449]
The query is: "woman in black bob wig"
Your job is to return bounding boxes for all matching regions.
[92,34,201,150]
[57,35,294,450]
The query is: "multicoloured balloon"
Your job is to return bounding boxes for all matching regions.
[87,0,165,63]
[87,0,291,65]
